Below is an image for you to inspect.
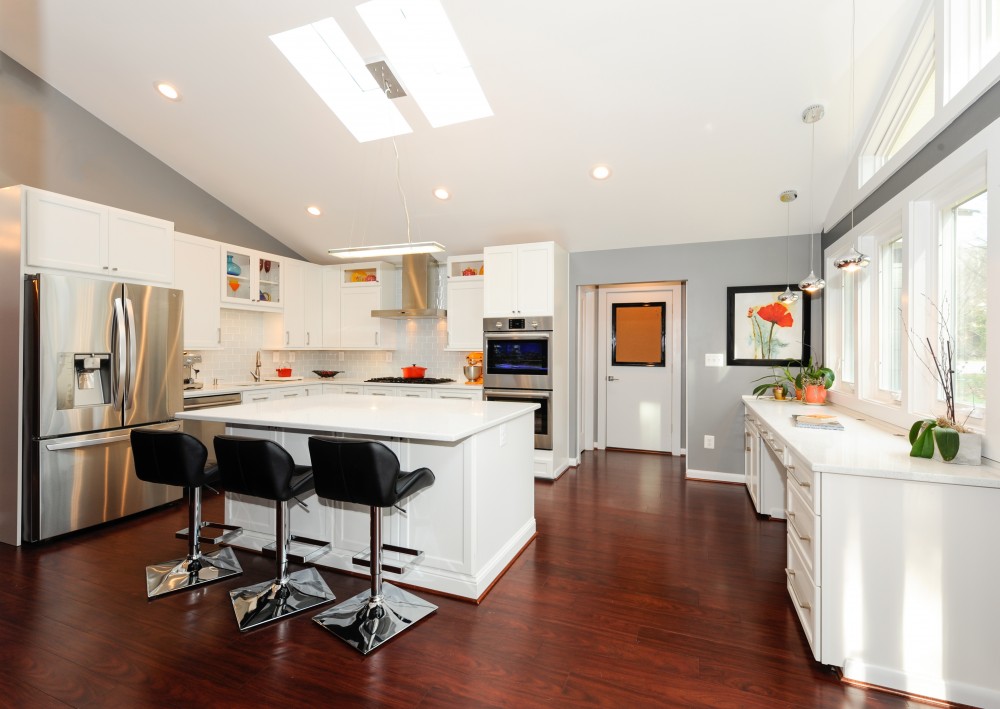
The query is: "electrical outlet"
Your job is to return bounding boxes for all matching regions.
[338,351,345,361]
[272,351,280,363]
[287,352,295,362]
[705,353,724,367]
[704,435,715,449]
[384,352,392,363]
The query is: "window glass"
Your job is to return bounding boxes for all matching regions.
[879,237,905,395]
[944,191,988,413]
[947,0,1000,101]
[842,270,856,384]
[886,71,935,161]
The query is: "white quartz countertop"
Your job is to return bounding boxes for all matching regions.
[184,377,482,398]
[743,395,1000,488]
[176,393,534,442]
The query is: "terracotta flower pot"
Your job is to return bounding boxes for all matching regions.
[803,384,827,404]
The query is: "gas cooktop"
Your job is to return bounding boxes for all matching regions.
[365,377,456,385]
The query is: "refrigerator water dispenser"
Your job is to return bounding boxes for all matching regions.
[58,353,111,408]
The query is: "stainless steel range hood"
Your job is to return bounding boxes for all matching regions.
[371,252,447,319]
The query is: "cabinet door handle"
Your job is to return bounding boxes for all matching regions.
[306,332,310,346]
[375,331,379,346]
[102,265,110,270]
[218,327,222,345]
[112,266,118,271]
[286,331,290,346]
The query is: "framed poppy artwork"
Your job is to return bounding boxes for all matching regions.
[726,285,810,366]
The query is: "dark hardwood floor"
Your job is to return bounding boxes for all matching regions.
[0,450,946,708]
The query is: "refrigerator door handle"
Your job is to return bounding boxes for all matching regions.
[124,298,138,411]
[112,297,127,411]
[45,424,182,451]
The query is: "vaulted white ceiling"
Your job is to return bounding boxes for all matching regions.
[0,0,923,262]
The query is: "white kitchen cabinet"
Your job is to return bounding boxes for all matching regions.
[446,277,484,350]
[396,388,432,399]
[221,245,283,310]
[263,260,323,349]
[340,263,397,350]
[173,232,222,349]
[321,383,342,395]
[362,384,397,397]
[433,388,480,401]
[25,186,174,284]
[341,385,363,395]
[242,389,275,404]
[321,266,342,348]
[744,414,761,511]
[483,242,554,317]
[303,384,324,396]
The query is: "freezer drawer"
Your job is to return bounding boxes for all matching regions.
[25,423,183,542]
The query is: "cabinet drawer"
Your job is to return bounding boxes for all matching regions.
[786,534,820,660]
[786,481,820,583]
[787,449,818,509]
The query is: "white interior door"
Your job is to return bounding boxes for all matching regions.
[605,289,675,452]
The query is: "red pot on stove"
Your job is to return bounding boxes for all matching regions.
[401,364,427,379]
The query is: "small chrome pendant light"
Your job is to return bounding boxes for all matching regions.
[799,104,826,293]
[778,190,799,304]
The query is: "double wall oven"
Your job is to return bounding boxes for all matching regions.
[483,316,553,450]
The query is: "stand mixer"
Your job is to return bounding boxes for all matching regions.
[463,351,483,385]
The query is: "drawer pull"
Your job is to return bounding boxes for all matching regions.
[797,598,812,610]
[746,447,752,452]
[786,513,812,543]
[784,567,795,577]
[798,479,812,488]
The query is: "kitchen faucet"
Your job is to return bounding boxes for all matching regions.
[250,350,262,382]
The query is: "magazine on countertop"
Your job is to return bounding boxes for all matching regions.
[793,414,844,431]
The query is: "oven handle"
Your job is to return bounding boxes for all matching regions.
[484,389,551,400]
[484,332,551,342]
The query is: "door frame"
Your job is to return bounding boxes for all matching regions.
[585,282,683,453]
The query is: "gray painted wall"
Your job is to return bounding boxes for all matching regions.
[570,234,821,477]
[0,51,299,257]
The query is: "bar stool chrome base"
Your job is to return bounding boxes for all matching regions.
[313,582,437,654]
[145,546,243,598]
[230,567,335,632]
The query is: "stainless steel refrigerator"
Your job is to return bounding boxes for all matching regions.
[22,273,184,542]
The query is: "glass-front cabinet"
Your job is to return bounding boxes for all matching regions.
[222,246,283,310]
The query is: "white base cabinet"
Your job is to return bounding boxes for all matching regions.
[744,397,1000,708]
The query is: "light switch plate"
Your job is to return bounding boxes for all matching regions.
[705,353,724,367]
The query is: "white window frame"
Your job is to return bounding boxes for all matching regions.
[825,245,857,395]
[944,0,1000,102]
[863,222,906,406]
[859,5,936,188]
[826,132,997,461]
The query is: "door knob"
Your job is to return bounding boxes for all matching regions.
[607,375,619,381]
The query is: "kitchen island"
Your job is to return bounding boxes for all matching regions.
[176,393,537,601]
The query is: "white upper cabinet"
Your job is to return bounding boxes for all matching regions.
[173,232,222,349]
[340,261,396,350]
[221,246,283,310]
[321,266,342,348]
[446,254,484,350]
[483,242,554,316]
[25,187,173,284]
[263,260,324,348]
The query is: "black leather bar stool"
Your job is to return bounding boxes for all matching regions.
[307,437,437,654]
[214,435,335,631]
[130,429,243,598]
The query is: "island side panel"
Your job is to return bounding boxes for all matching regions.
[821,472,1000,707]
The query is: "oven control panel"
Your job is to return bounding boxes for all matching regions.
[484,316,553,332]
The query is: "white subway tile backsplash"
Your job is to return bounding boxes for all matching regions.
[188,307,475,384]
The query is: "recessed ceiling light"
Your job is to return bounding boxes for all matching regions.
[306,206,322,216]
[155,82,181,101]
[433,187,451,201]
[590,165,612,180]
[270,18,411,143]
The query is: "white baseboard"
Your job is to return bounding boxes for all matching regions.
[685,469,744,484]
[843,658,999,709]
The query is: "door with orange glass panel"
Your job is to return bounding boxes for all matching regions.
[605,290,674,452]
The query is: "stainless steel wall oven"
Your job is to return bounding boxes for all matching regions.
[483,316,554,450]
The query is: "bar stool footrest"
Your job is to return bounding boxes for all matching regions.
[352,543,425,576]
[262,534,331,564]
[176,521,243,545]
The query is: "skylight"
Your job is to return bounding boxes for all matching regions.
[270,17,412,143]
[357,0,492,128]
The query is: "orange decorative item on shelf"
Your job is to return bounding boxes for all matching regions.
[365,274,377,282]
[462,267,476,276]
[479,265,484,275]
[351,270,367,282]
[228,278,240,293]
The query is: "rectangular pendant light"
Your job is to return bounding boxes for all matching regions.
[328,241,445,259]
[357,0,492,128]
[270,17,412,143]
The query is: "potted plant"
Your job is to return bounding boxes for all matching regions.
[906,309,981,464]
[794,357,834,404]
[751,366,798,400]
